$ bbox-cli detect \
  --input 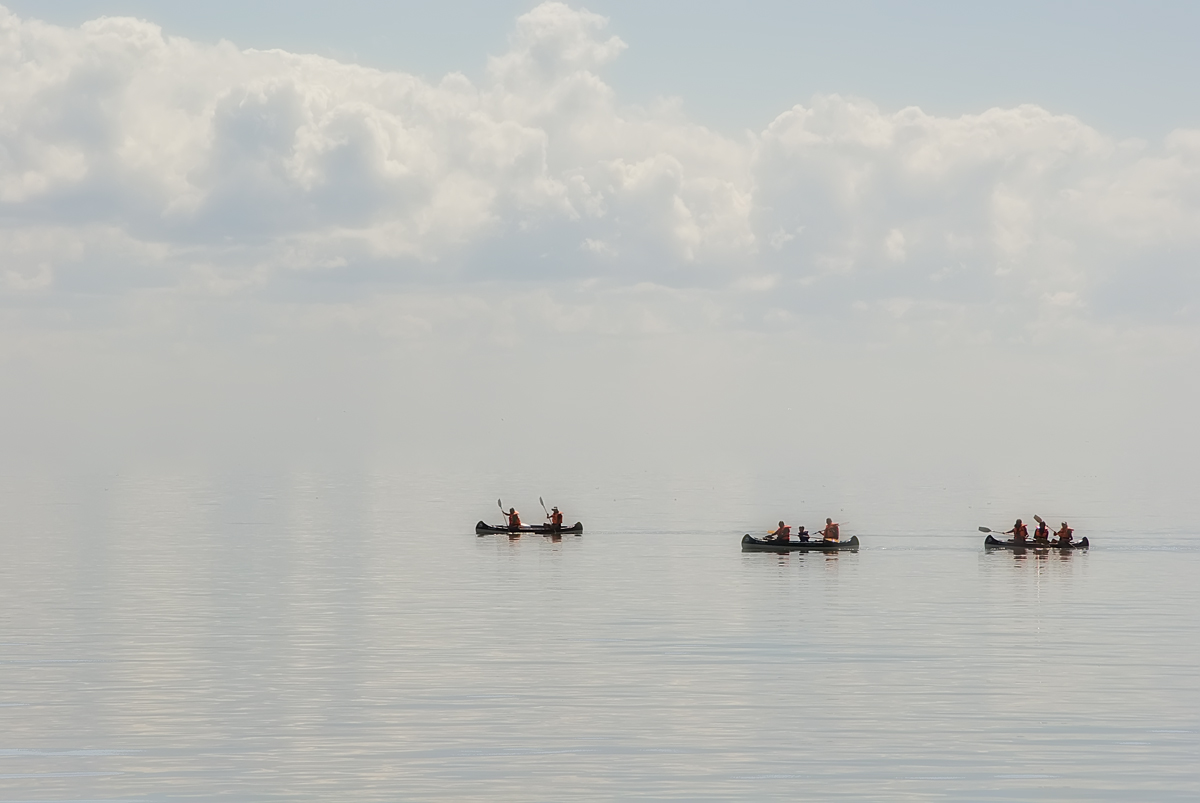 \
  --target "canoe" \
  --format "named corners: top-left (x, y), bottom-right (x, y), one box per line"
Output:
top-left (984, 534), bottom-right (1089, 550)
top-left (476, 520), bottom-right (584, 536)
top-left (742, 534), bottom-right (860, 552)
